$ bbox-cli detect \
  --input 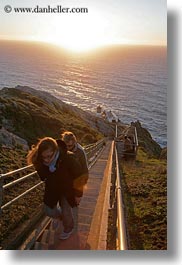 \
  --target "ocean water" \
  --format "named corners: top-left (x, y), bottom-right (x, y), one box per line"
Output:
top-left (0, 41), bottom-right (167, 147)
